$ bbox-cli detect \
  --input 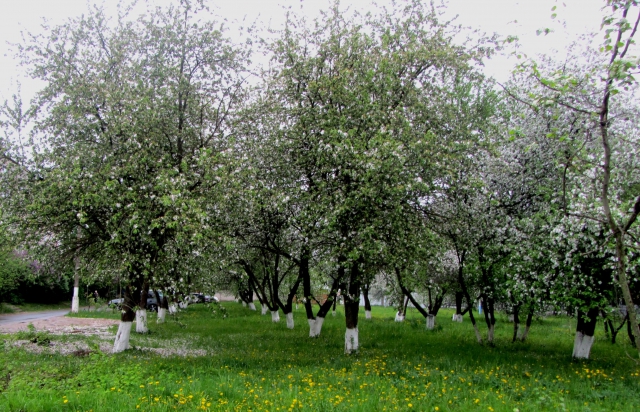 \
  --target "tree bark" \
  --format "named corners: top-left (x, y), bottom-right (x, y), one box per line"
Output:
top-left (156, 289), bottom-right (168, 324)
top-left (598, 16), bottom-right (640, 356)
top-left (453, 291), bottom-right (464, 322)
top-left (518, 308), bottom-right (534, 341)
top-left (309, 275), bottom-right (342, 337)
top-left (71, 257), bottom-right (80, 313)
top-left (457, 258), bottom-right (482, 343)
top-left (136, 279), bottom-right (150, 333)
top-left (300, 247), bottom-right (315, 324)
top-left (113, 285), bottom-right (136, 353)
top-left (512, 304), bottom-right (521, 343)
top-left (344, 262), bottom-right (361, 354)
top-left (363, 283), bottom-right (372, 319)
top-left (481, 295), bottom-right (496, 344)
top-left (573, 308), bottom-right (599, 359)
